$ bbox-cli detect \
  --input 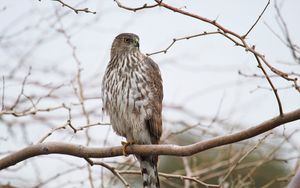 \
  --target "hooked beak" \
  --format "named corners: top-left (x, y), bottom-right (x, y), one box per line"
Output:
top-left (134, 38), bottom-right (139, 48)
